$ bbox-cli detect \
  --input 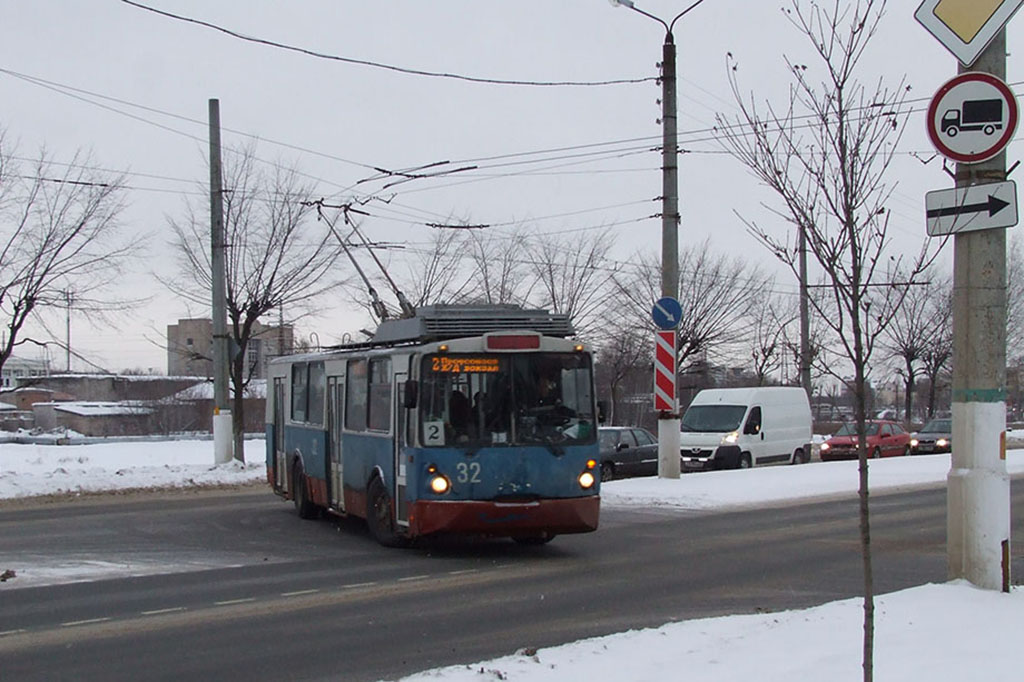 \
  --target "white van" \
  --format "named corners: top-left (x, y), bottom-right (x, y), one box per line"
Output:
top-left (679, 387), bottom-right (812, 471)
